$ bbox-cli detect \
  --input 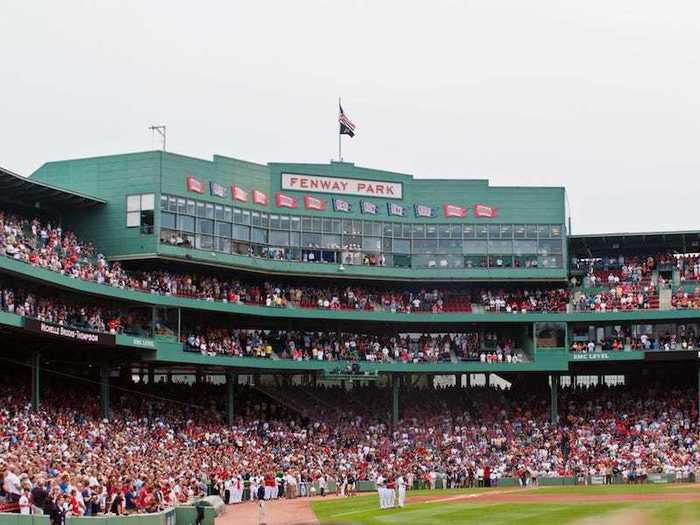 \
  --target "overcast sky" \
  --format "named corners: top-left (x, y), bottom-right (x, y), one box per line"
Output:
top-left (1, 1), bottom-right (699, 234)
